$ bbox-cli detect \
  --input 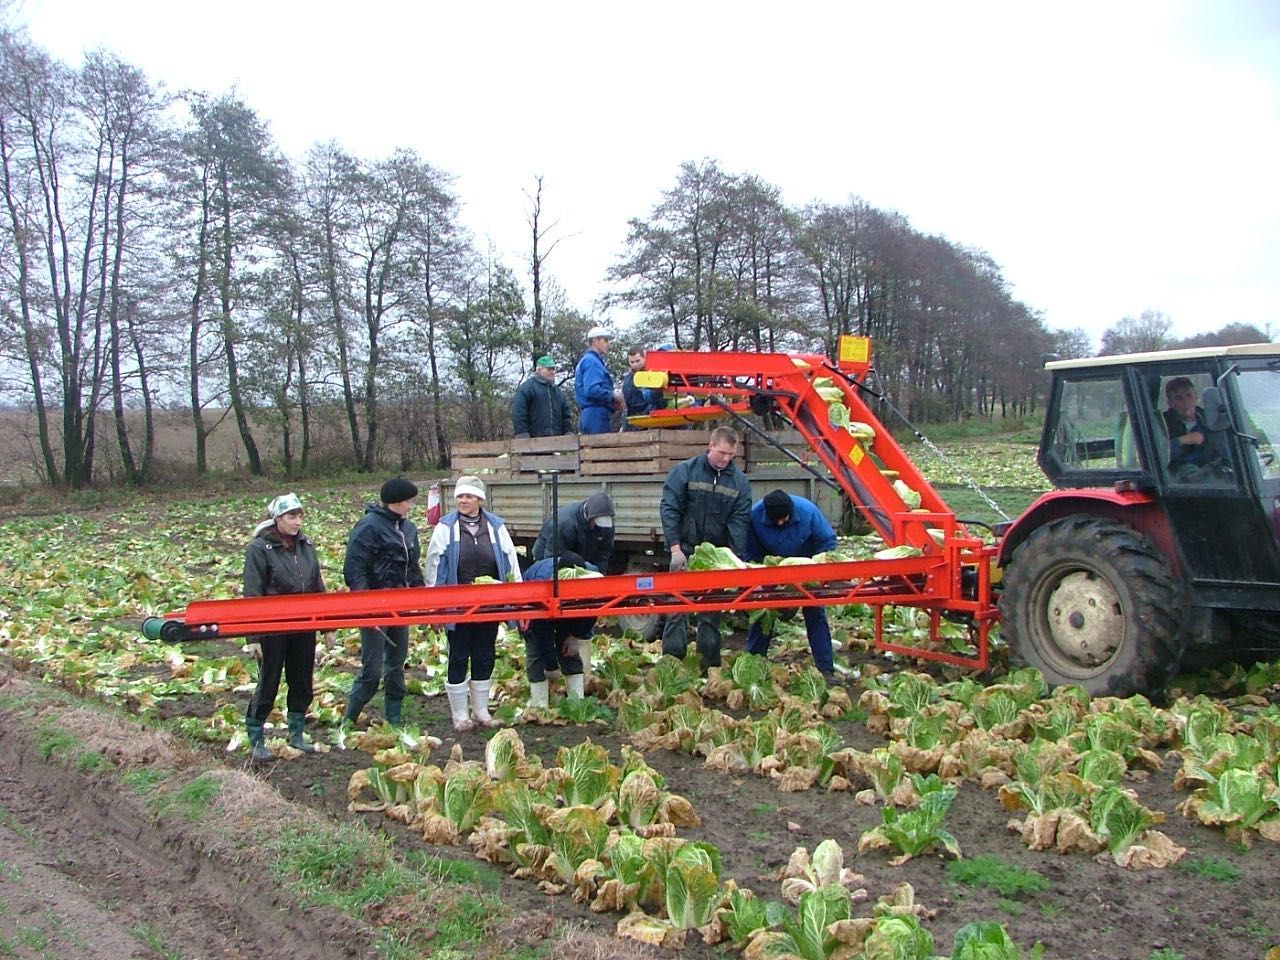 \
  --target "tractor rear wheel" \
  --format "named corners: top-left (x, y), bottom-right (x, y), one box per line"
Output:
top-left (1000, 515), bottom-right (1186, 697)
